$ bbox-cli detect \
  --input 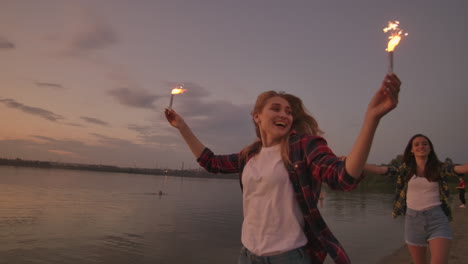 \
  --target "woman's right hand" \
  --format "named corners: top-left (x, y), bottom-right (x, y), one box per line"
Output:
top-left (367, 74), bottom-right (401, 120)
top-left (165, 108), bottom-right (185, 129)
top-left (164, 108), bottom-right (206, 158)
